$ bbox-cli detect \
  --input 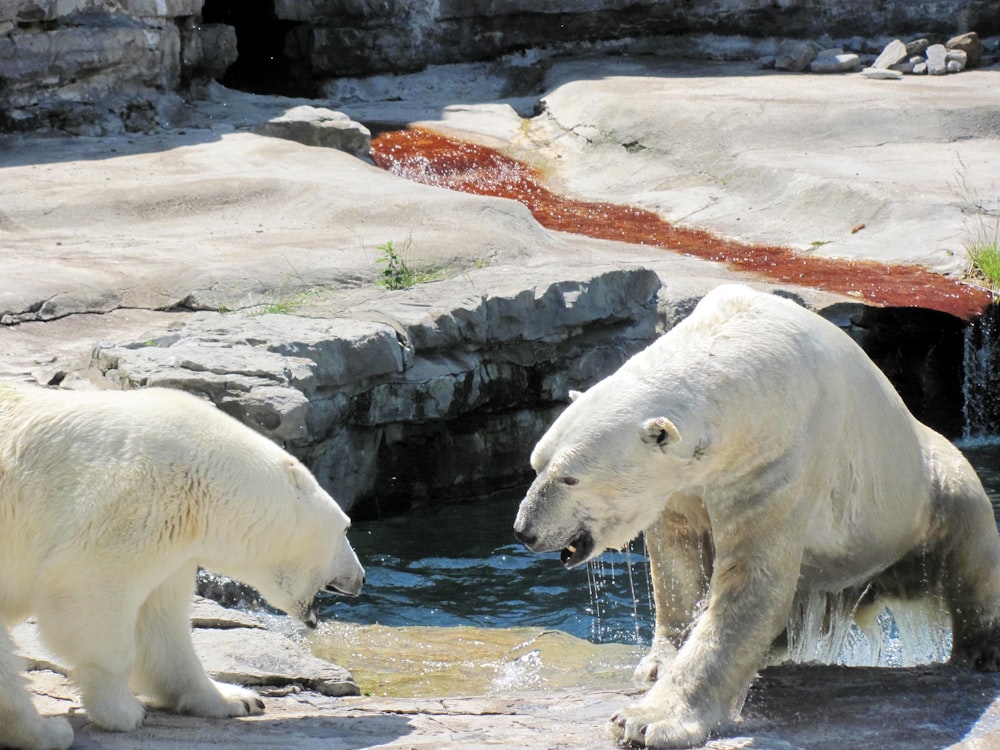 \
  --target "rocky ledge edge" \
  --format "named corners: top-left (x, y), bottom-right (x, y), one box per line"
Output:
top-left (14, 597), bottom-right (1000, 749)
